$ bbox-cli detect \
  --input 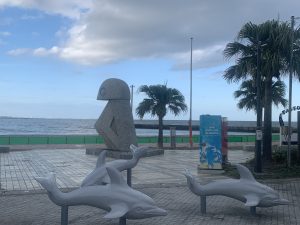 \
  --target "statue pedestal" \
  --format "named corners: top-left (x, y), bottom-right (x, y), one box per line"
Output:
top-left (86, 147), bottom-right (164, 159)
